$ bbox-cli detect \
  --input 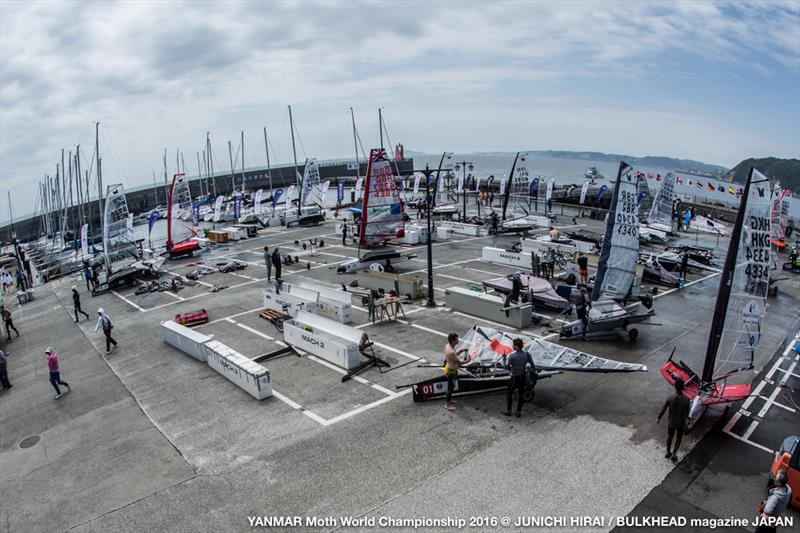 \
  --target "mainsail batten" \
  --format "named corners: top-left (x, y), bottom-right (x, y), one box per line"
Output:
top-left (592, 161), bottom-right (639, 302)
